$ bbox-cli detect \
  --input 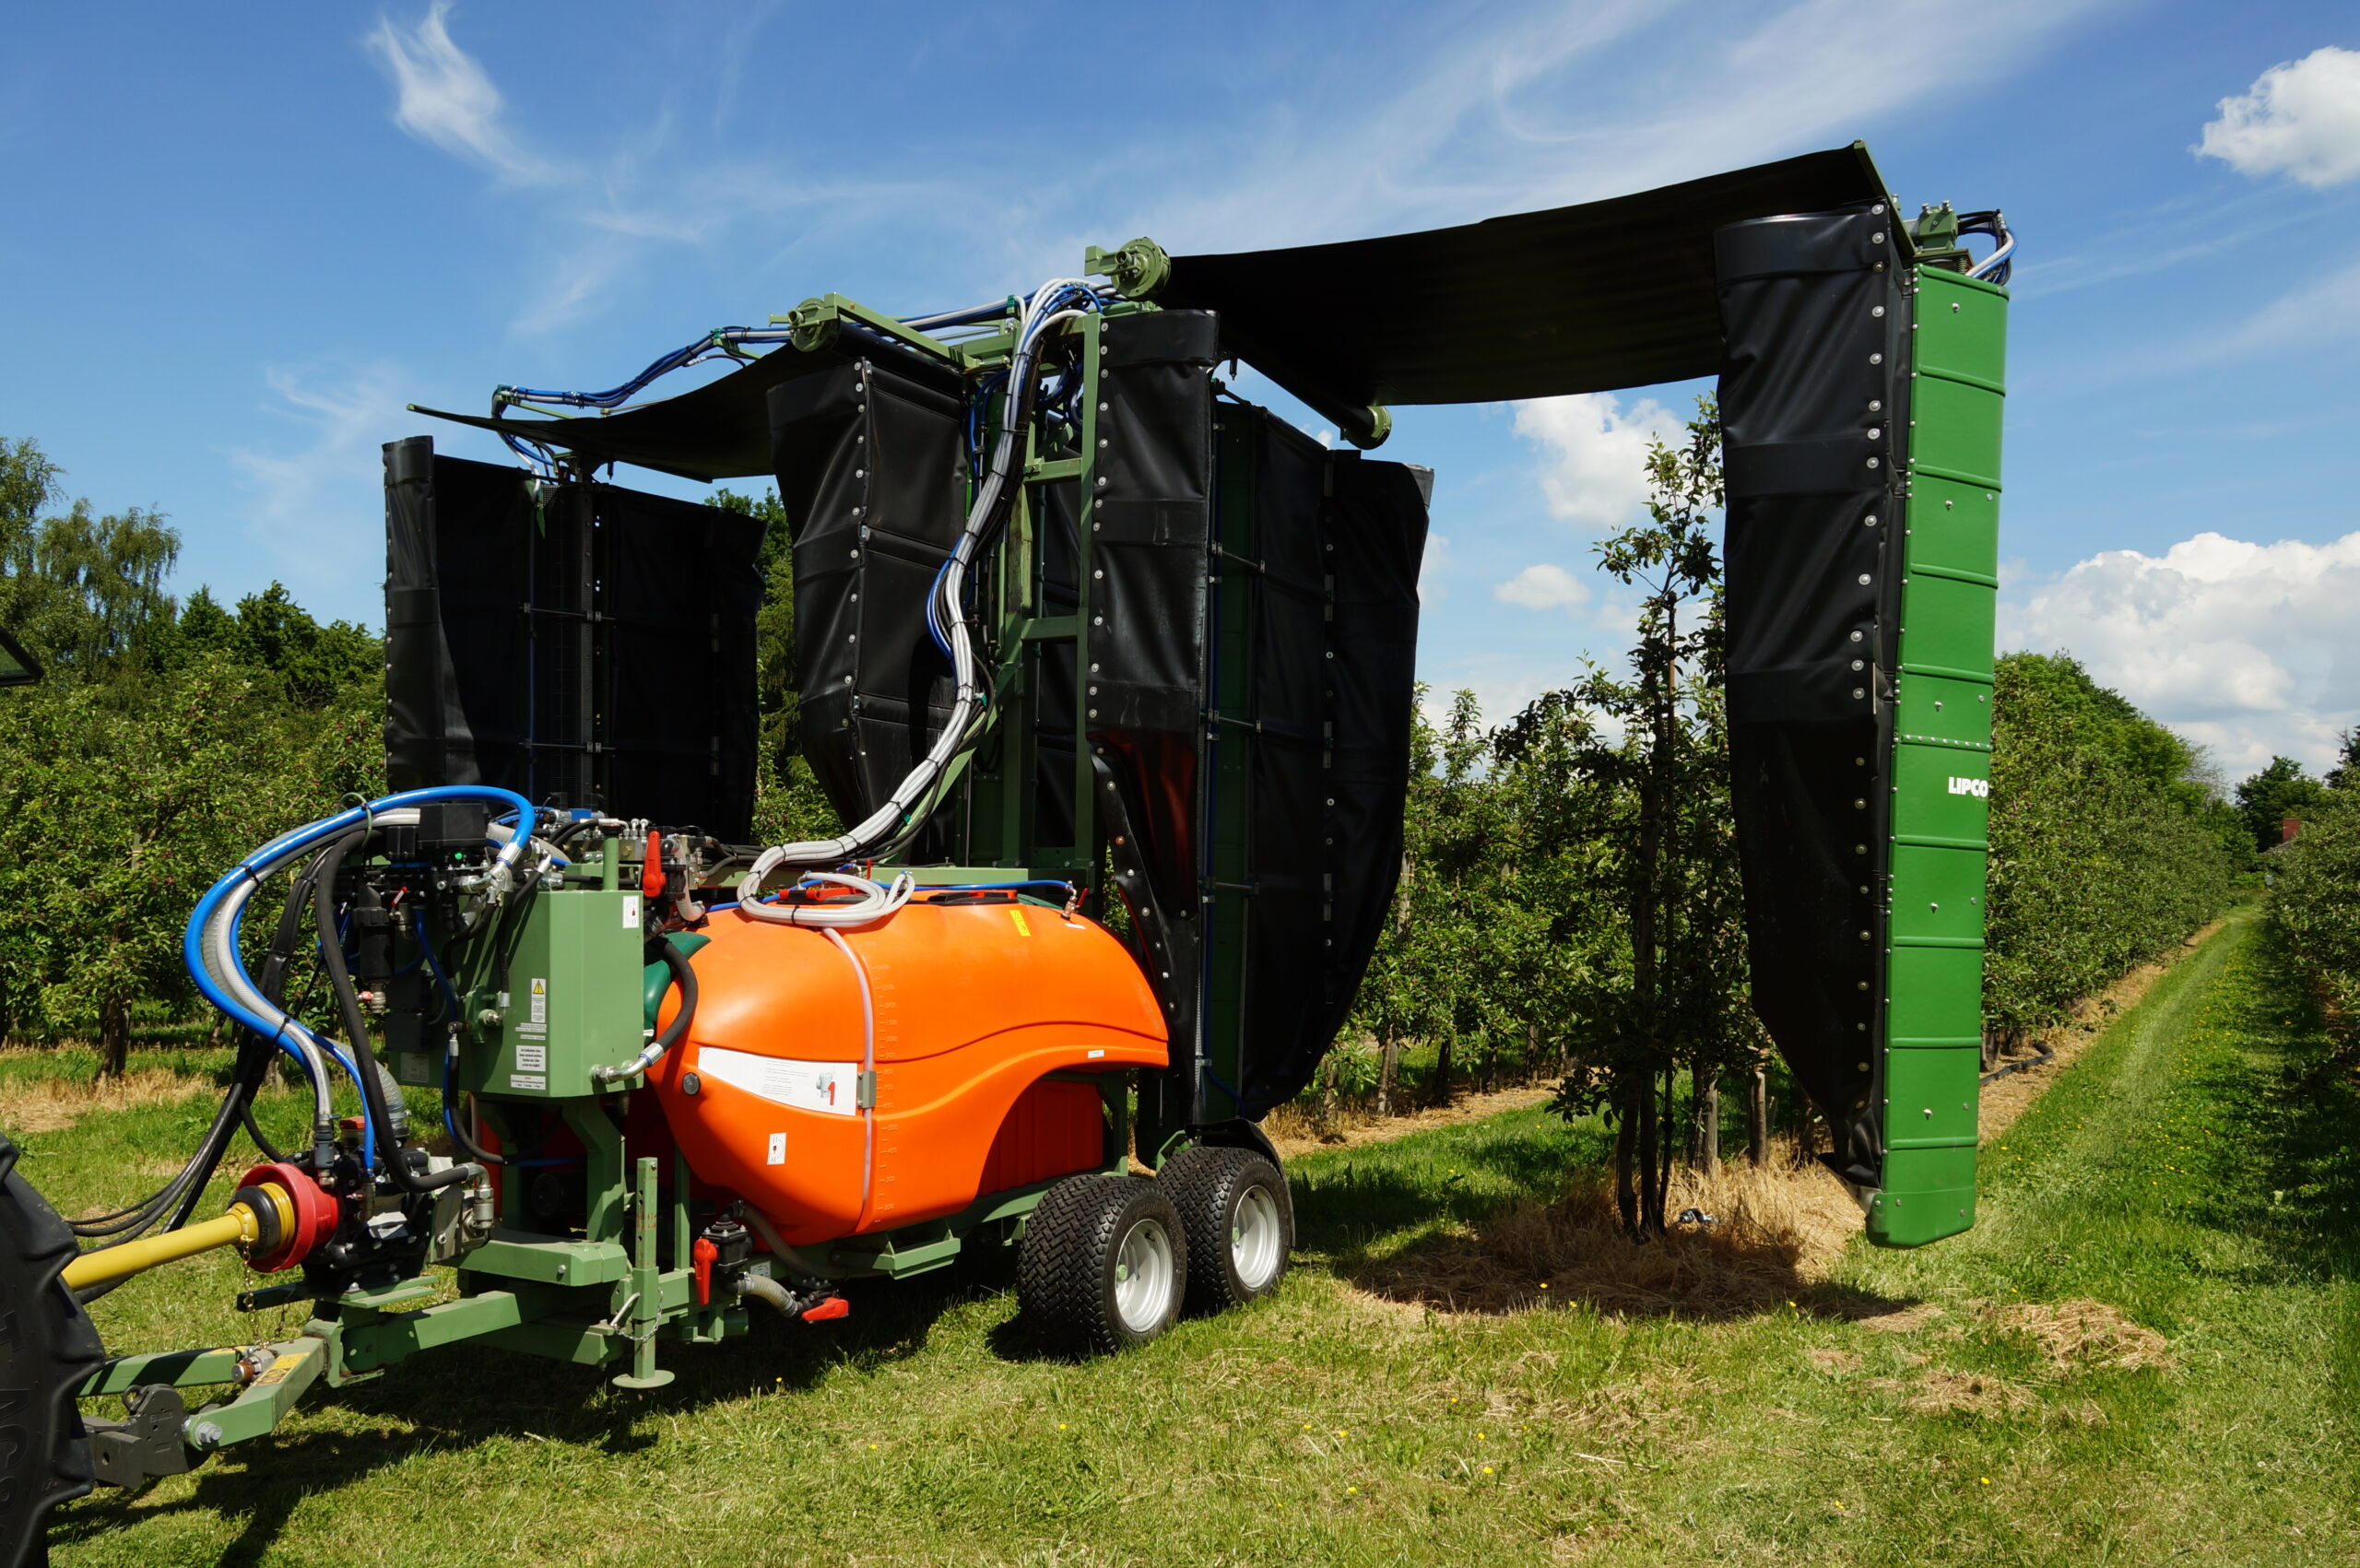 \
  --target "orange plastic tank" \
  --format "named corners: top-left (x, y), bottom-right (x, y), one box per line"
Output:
top-left (648, 896), bottom-right (1168, 1246)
